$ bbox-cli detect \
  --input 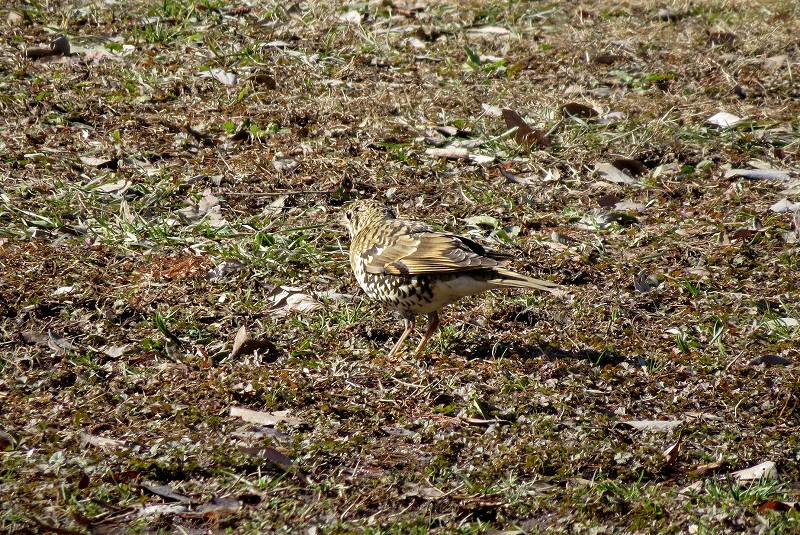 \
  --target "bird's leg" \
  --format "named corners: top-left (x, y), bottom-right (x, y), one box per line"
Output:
top-left (386, 312), bottom-right (415, 358)
top-left (413, 312), bottom-right (440, 356)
